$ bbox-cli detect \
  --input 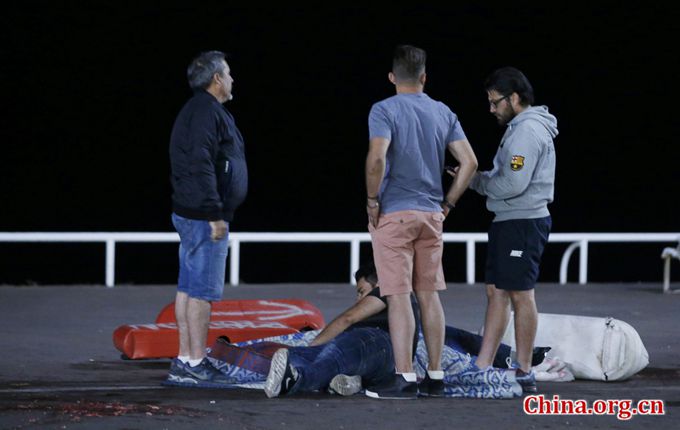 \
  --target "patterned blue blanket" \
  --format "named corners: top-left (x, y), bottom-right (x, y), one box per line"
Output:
top-left (208, 330), bottom-right (521, 398)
